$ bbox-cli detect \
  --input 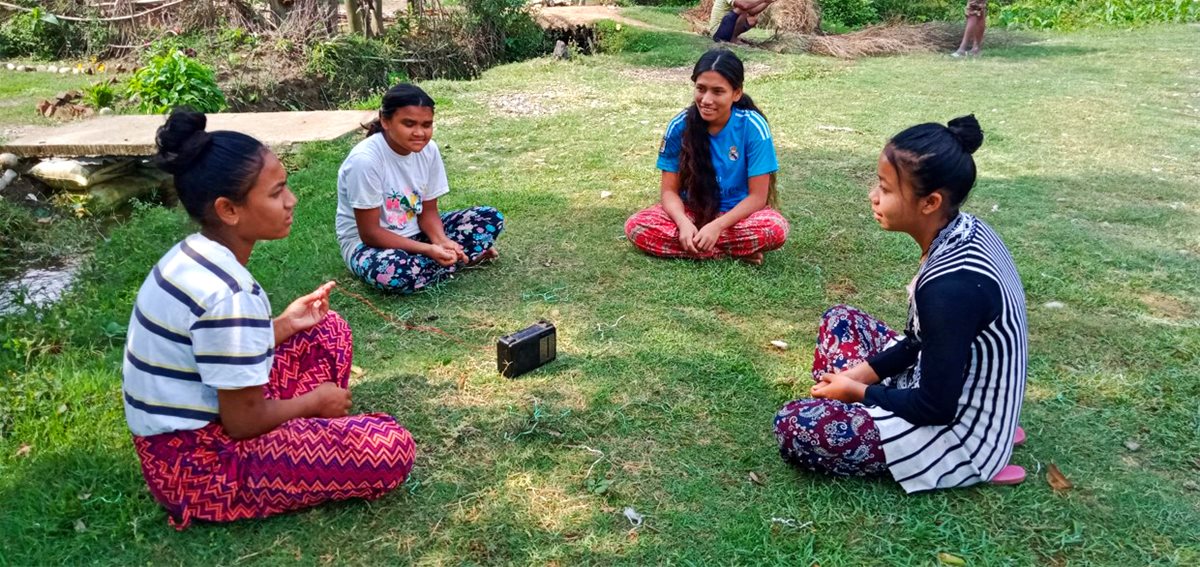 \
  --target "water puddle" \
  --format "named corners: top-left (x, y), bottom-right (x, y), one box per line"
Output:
top-left (0, 257), bottom-right (82, 316)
